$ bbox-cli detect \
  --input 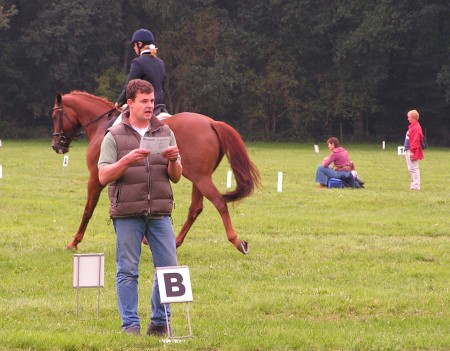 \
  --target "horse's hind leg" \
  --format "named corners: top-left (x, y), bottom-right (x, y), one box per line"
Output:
top-left (194, 177), bottom-right (248, 254)
top-left (176, 184), bottom-right (204, 248)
